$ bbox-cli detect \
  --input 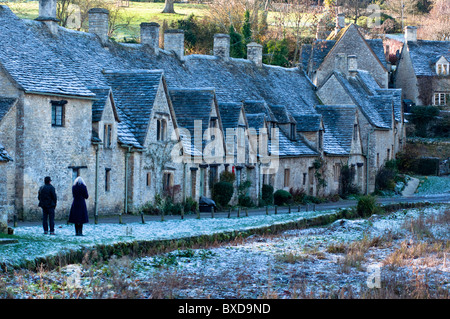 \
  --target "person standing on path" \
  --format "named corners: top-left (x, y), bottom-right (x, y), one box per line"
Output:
top-left (38, 176), bottom-right (57, 235)
top-left (68, 176), bottom-right (89, 236)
